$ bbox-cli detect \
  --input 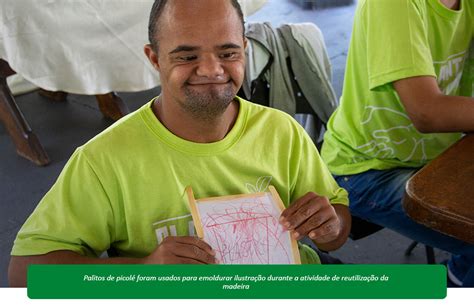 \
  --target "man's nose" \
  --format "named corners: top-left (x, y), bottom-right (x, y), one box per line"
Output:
top-left (196, 55), bottom-right (224, 79)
